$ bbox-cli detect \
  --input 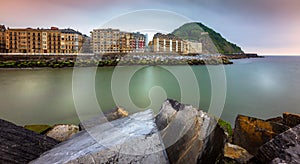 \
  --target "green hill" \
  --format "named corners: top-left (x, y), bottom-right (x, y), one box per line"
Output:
top-left (172, 22), bottom-right (244, 54)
